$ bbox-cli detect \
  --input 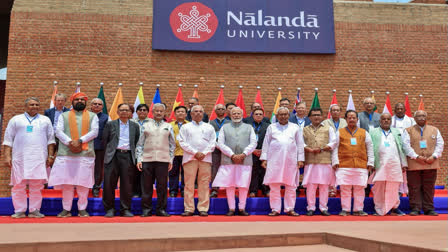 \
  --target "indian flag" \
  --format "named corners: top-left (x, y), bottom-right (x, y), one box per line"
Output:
top-left (270, 89), bottom-right (282, 123)
top-left (133, 85), bottom-right (145, 118)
